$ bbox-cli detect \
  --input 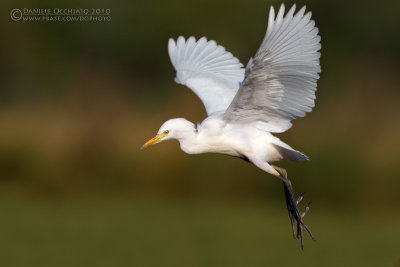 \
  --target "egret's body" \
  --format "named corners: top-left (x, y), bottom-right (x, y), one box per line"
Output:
top-left (159, 117), bottom-right (300, 176)
top-left (142, 3), bottom-right (321, 248)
